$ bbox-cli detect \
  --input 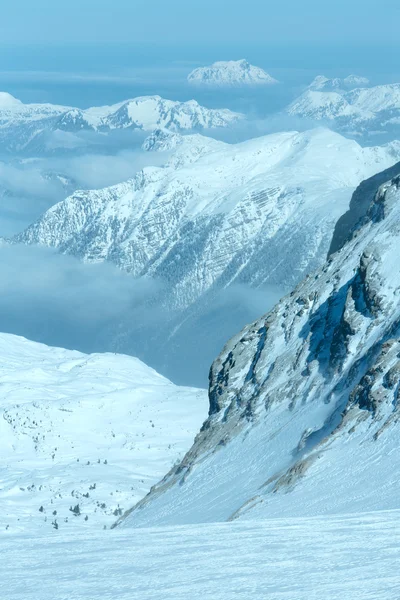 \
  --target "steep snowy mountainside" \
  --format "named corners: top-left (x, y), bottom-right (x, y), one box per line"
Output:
top-left (288, 82), bottom-right (400, 139)
top-left (118, 168), bottom-right (400, 528)
top-left (0, 333), bottom-right (207, 533)
top-left (187, 59), bottom-right (278, 87)
top-left (0, 92), bottom-right (242, 153)
top-left (309, 75), bottom-right (370, 92)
